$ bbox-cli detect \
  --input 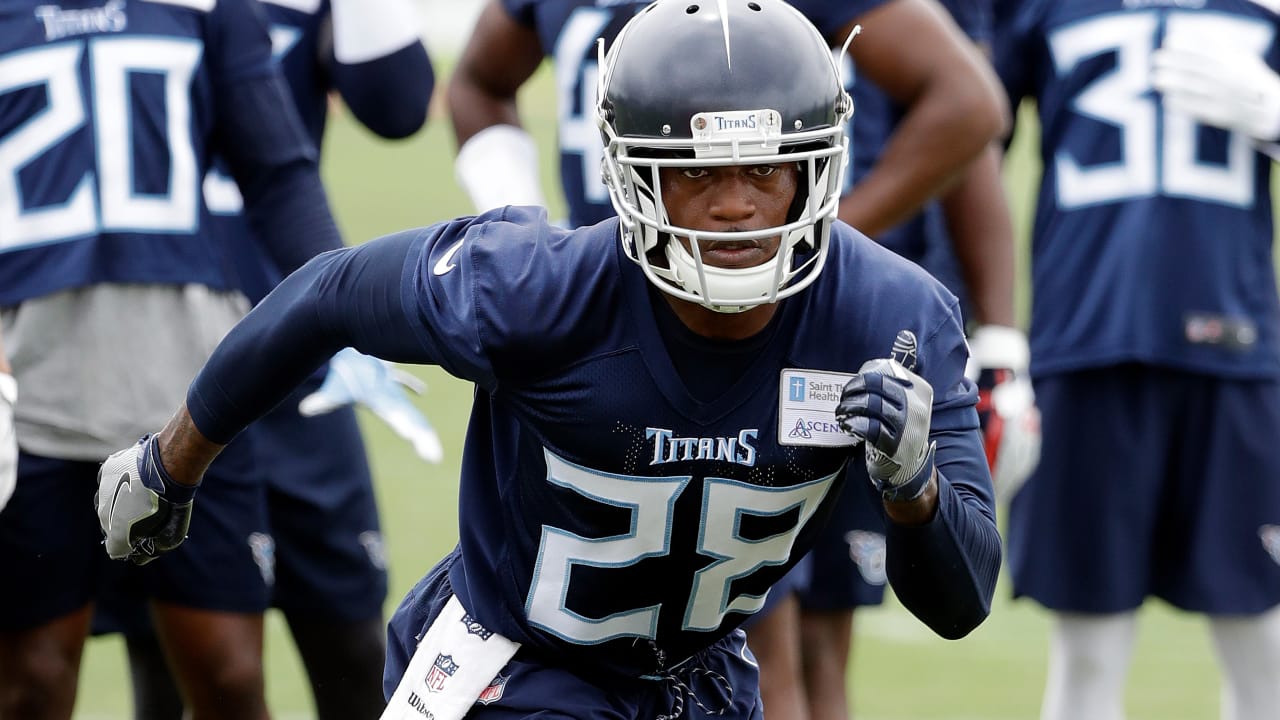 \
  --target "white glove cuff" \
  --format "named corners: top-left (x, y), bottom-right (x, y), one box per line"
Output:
top-left (456, 124), bottom-right (546, 213)
top-left (965, 325), bottom-right (1029, 381)
top-left (329, 0), bottom-right (423, 65)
